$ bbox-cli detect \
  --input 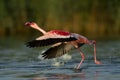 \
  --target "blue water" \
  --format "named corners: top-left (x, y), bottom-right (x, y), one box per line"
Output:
top-left (0, 37), bottom-right (120, 80)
